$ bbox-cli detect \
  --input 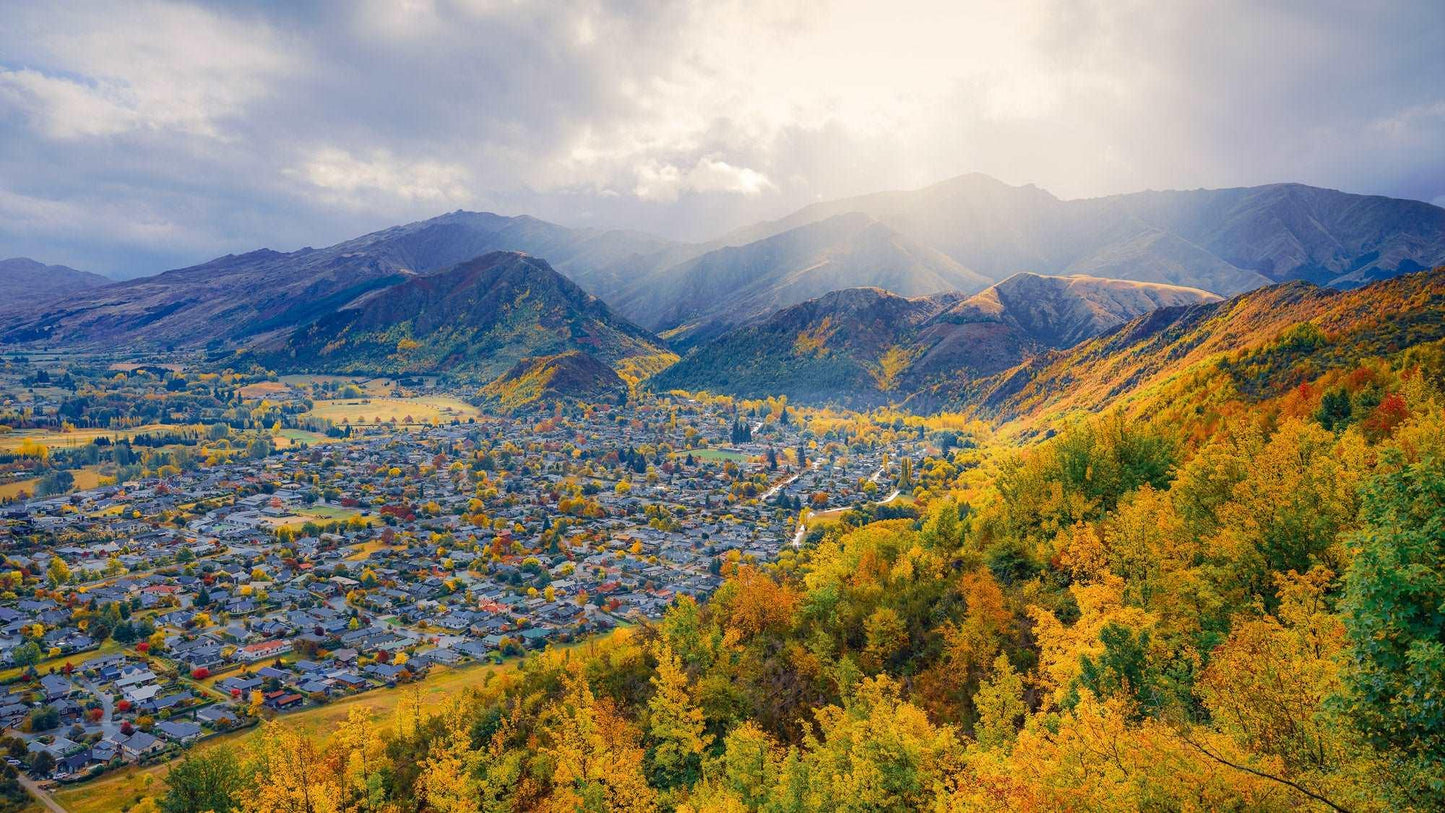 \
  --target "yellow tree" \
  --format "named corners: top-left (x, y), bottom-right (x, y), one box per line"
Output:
top-left (244, 721), bottom-right (340, 813)
top-left (972, 654), bottom-right (1026, 752)
top-left (645, 644), bottom-right (712, 790)
top-left (419, 713), bottom-right (479, 813)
